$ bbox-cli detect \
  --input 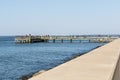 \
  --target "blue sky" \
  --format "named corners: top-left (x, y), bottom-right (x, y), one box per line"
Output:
top-left (0, 0), bottom-right (120, 35)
